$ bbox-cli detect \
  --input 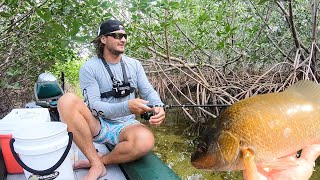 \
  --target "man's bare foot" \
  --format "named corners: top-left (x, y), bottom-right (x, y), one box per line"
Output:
top-left (73, 159), bottom-right (91, 169)
top-left (83, 162), bottom-right (107, 180)
top-left (73, 152), bottom-right (104, 169)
